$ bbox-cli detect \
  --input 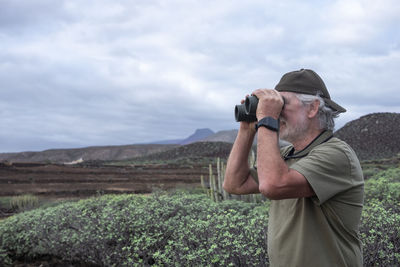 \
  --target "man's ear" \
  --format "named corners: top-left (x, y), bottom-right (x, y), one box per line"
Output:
top-left (307, 99), bottom-right (320, 118)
